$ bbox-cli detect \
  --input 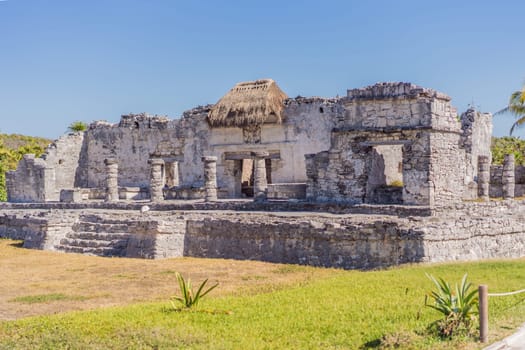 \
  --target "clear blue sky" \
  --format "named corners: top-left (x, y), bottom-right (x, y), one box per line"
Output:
top-left (0, 0), bottom-right (524, 139)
